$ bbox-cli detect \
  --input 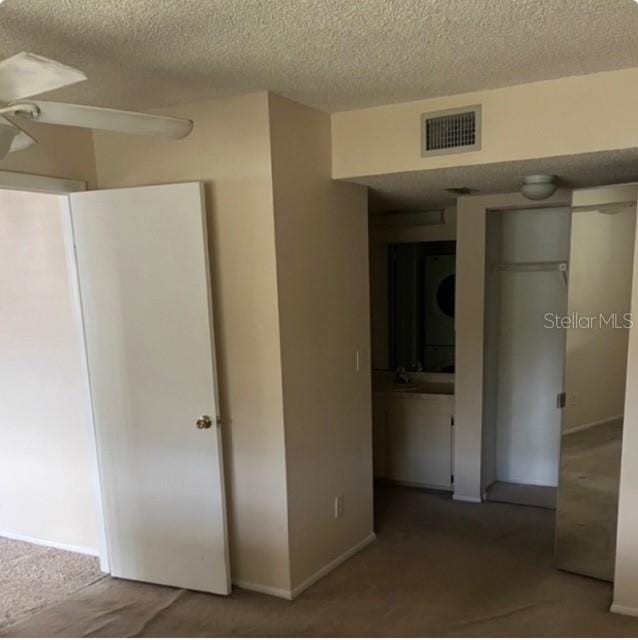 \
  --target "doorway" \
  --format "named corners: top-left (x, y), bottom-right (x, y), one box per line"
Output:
top-left (482, 206), bottom-right (570, 508)
top-left (0, 173), bottom-right (231, 608)
top-left (0, 187), bottom-right (105, 626)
